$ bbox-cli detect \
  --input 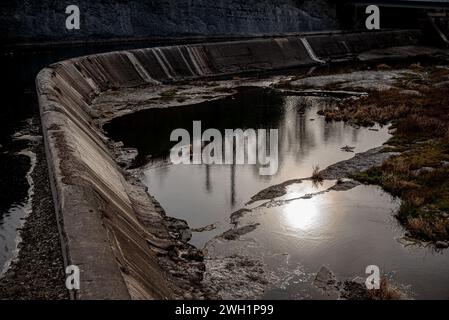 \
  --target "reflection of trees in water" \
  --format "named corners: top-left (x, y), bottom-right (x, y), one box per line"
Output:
top-left (319, 98), bottom-right (345, 145)
top-left (105, 87), bottom-right (285, 163)
top-left (230, 163), bottom-right (236, 207)
top-left (248, 95), bottom-right (317, 181)
top-left (271, 95), bottom-right (317, 175)
top-left (205, 164), bottom-right (211, 194)
top-left (108, 88), bottom-right (368, 209)
top-left (351, 126), bottom-right (360, 144)
top-left (312, 97), bottom-right (361, 147)
top-left (250, 95), bottom-right (363, 183)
